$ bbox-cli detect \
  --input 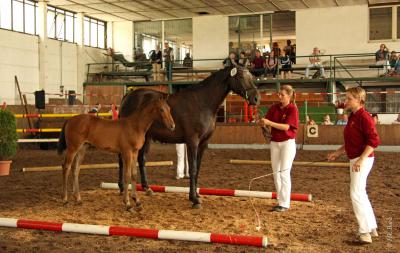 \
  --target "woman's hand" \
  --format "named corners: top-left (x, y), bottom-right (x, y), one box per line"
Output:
top-left (352, 158), bottom-right (364, 172)
top-left (258, 118), bottom-right (271, 127)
